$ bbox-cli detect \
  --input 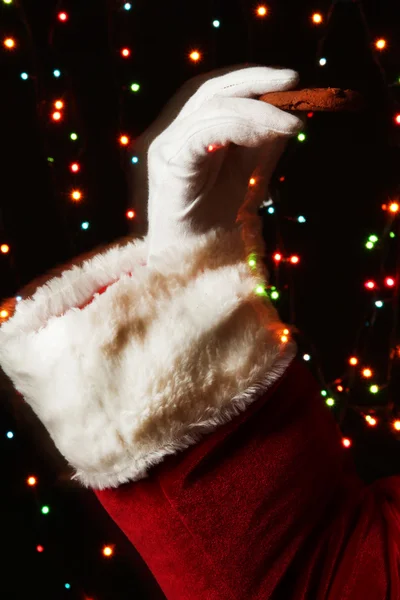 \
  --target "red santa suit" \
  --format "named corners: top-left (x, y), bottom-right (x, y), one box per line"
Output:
top-left (0, 226), bottom-right (399, 599)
